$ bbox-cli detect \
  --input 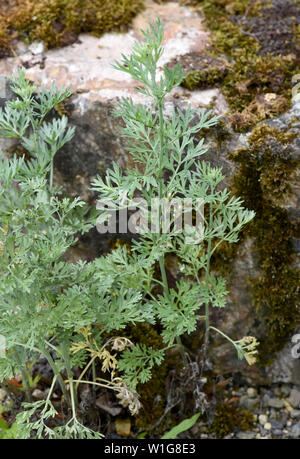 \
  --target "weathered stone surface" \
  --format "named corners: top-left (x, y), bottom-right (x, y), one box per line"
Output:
top-left (264, 331), bottom-right (300, 385)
